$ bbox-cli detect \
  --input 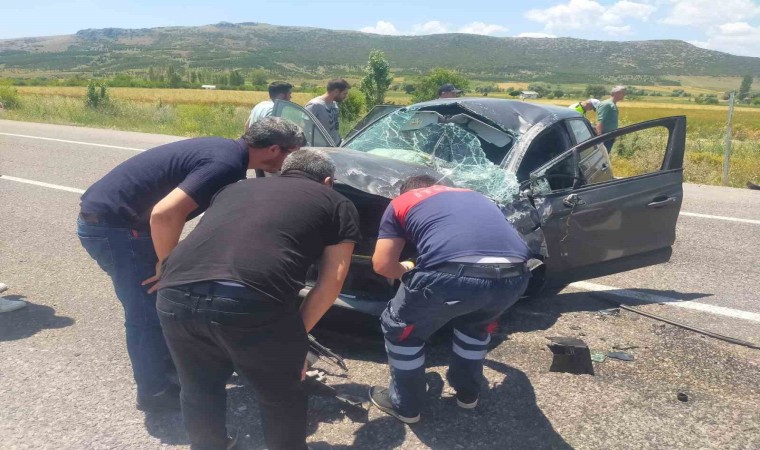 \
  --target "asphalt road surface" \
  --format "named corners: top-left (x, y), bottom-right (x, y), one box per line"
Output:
top-left (1, 120), bottom-right (758, 449)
